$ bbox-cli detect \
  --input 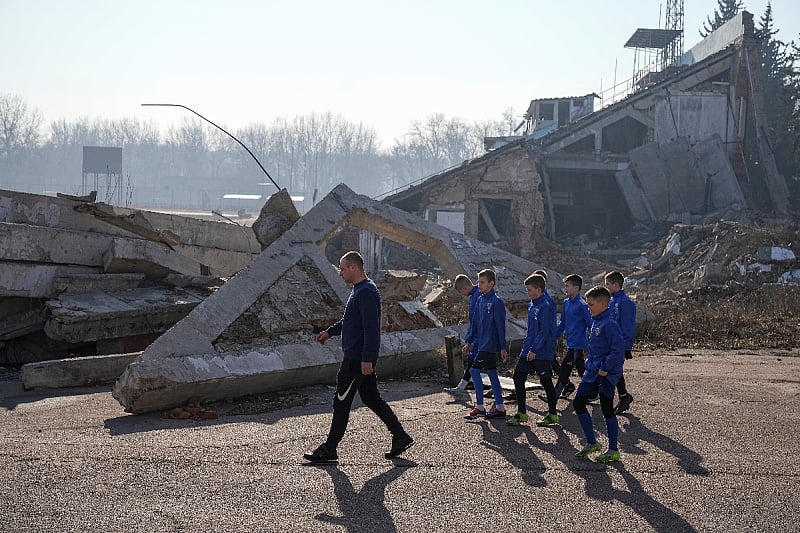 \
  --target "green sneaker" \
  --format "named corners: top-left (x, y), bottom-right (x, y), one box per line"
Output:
top-left (536, 413), bottom-right (560, 427)
top-left (574, 443), bottom-right (602, 458)
top-left (596, 450), bottom-right (621, 463)
top-left (506, 412), bottom-right (529, 426)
